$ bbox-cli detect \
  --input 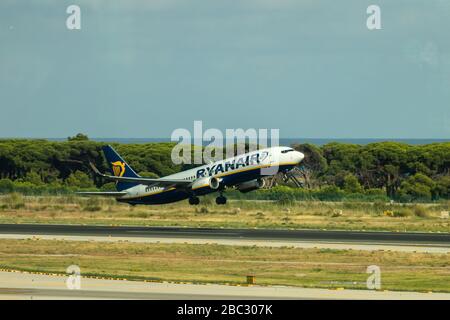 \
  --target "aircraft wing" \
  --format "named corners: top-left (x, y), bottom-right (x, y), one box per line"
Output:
top-left (76, 191), bottom-right (128, 197)
top-left (89, 163), bottom-right (191, 188)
